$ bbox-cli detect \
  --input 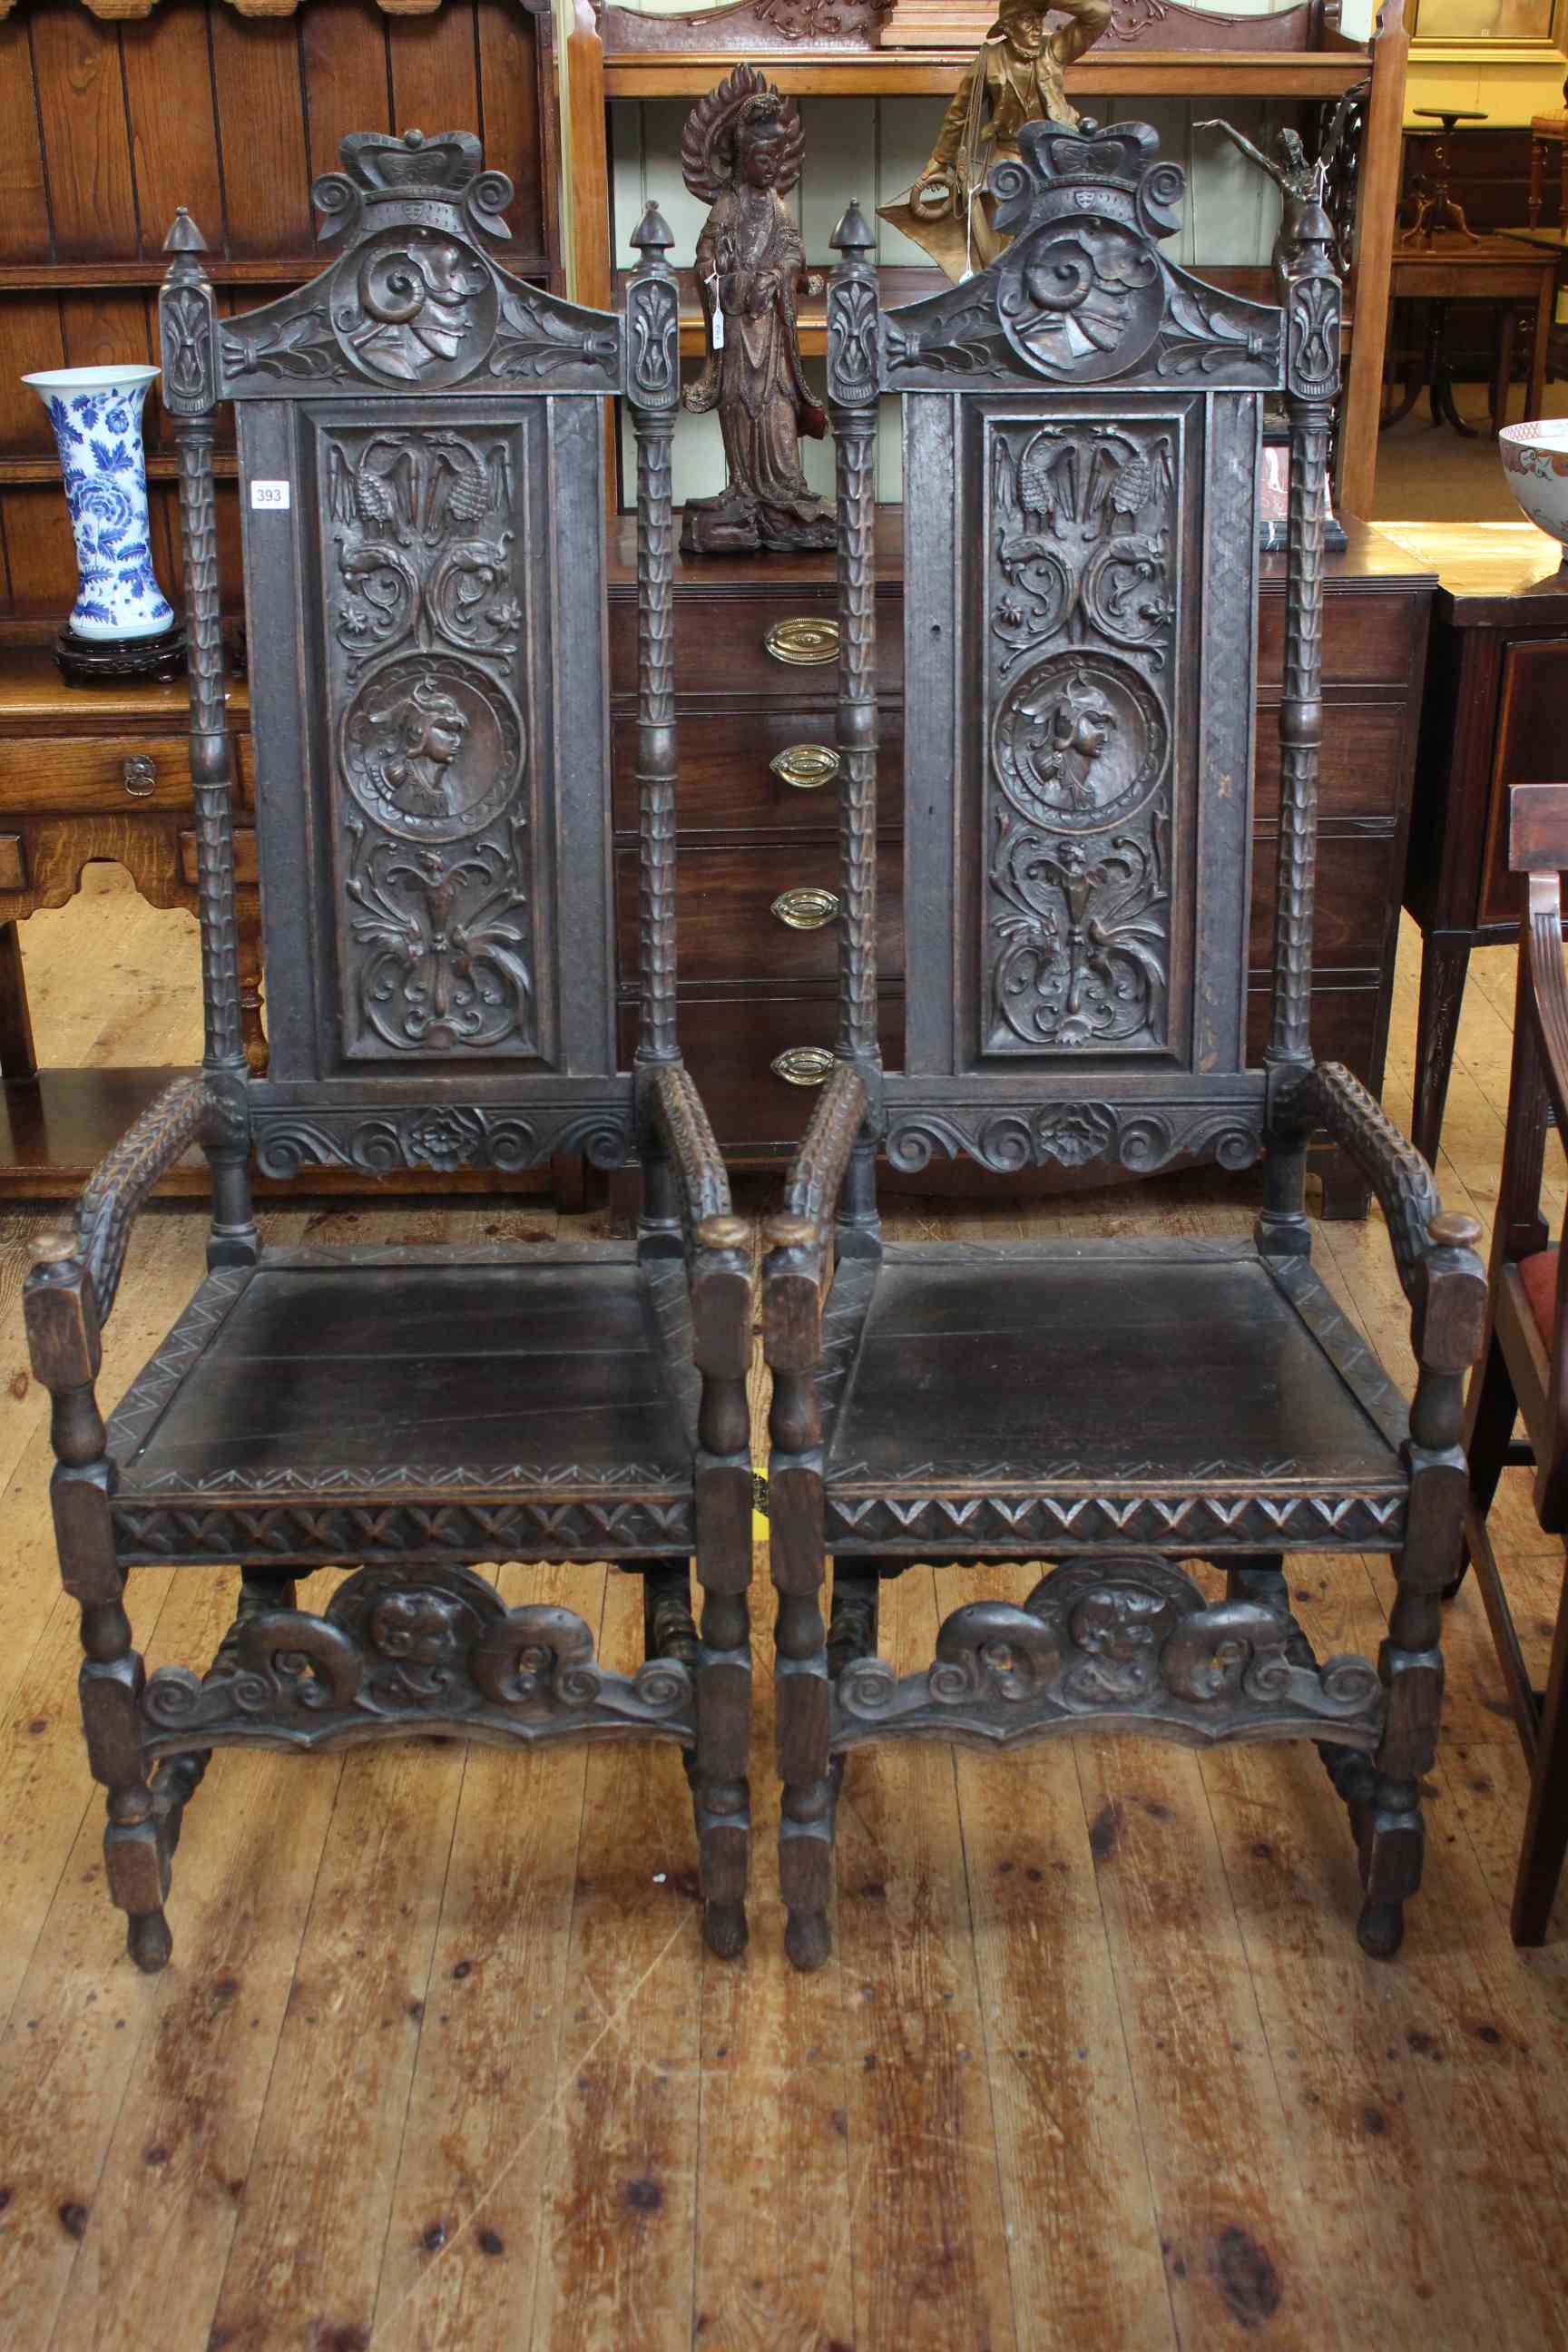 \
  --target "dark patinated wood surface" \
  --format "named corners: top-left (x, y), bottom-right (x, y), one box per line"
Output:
top-left (762, 115), bottom-right (1485, 1975)
top-left (21, 131), bottom-right (752, 1975)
